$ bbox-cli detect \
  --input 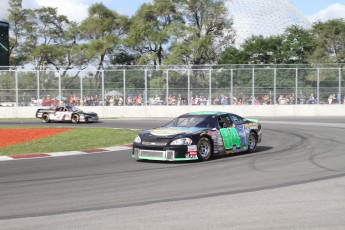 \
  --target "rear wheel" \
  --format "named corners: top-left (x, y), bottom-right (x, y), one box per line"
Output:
top-left (197, 137), bottom-right (212, 161)
top-left (42, 113), bottom-right (50, 123)
top-left (71, 114), bottom-right (79, 124)
top-left (247, 132), bottom-right (257, 153)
